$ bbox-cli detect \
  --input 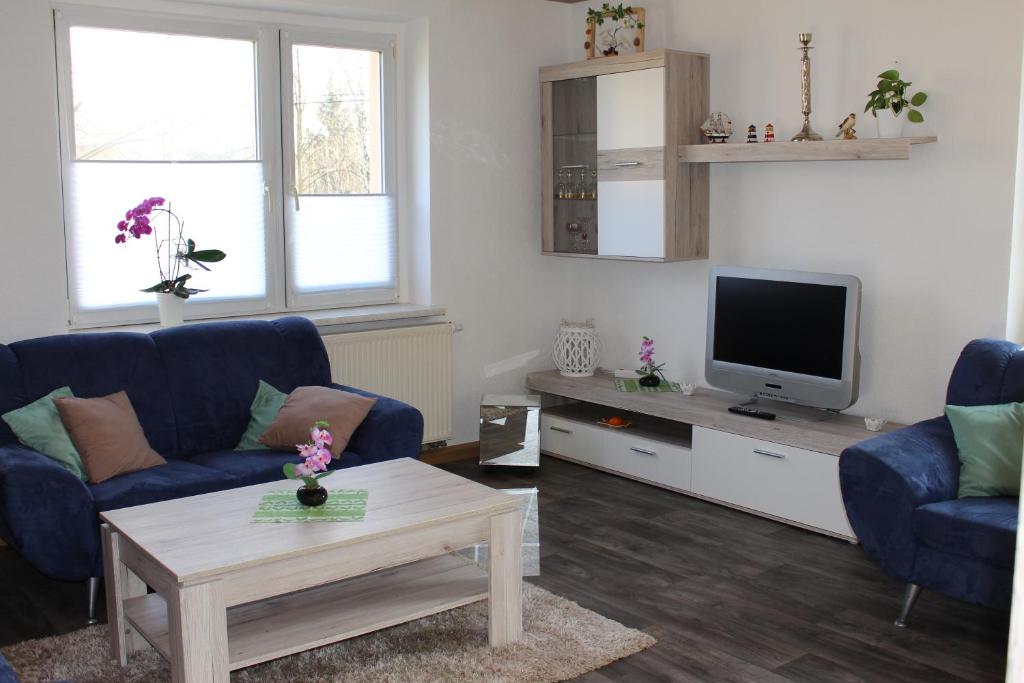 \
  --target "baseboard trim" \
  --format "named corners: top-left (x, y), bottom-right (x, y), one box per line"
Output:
top-left (421, 441), bottom-right (479, 465)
